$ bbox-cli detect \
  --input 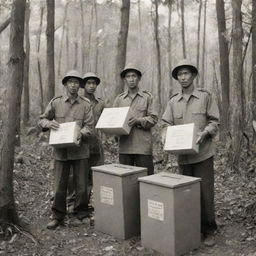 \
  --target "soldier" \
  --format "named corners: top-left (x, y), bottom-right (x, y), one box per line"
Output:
top-left (161, 59), bottom-right (219, 245)
top-left (113, 64), bottom-right (158, 175)
top-left (83, 72), bottom-right (105, 202)
top-left (38, 70), bottom-right (94, 229)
